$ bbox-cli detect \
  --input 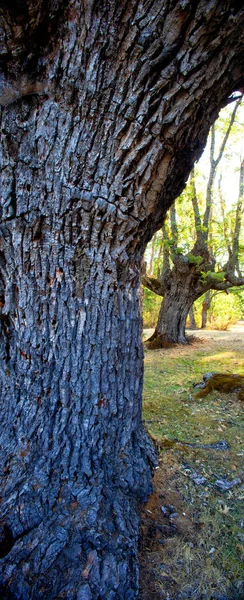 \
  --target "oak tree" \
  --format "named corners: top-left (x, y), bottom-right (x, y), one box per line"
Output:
top-left (0, 1), bottom-right (244, 598)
